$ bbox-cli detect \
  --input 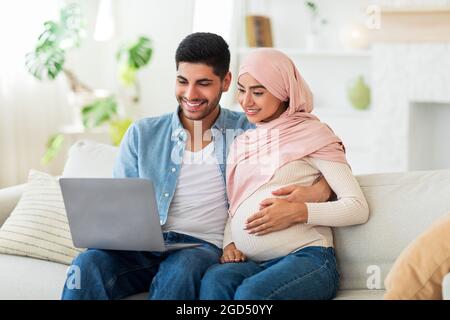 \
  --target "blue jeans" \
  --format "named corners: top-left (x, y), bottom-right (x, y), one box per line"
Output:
top-left (199, 246), bottom-right (340, 300)
top-left (61, 232), bottom-right (221, 300)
